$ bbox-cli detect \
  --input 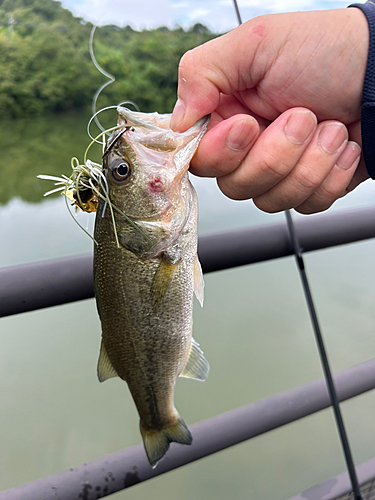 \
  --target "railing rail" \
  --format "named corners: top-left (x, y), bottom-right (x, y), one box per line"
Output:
top-left (1, 207), bottom-right (375, 318)
top-left (1, 358), bottom-right (375, 500)
top-left (2, 206), bottom-right (375, 499)
top-left (287, 456), bottom-right (375, 500)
